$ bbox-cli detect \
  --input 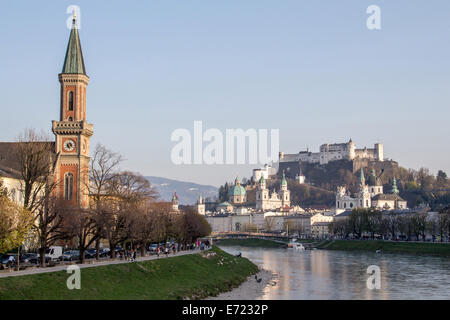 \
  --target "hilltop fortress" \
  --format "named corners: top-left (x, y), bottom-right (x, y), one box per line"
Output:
top-left (279, 139), bottom-right (383, 166)
top-left (278, 139), bottom-right (397, 183)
